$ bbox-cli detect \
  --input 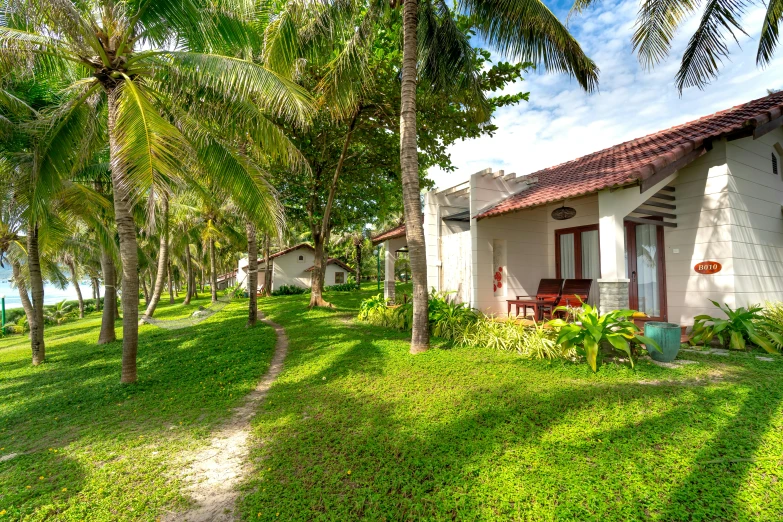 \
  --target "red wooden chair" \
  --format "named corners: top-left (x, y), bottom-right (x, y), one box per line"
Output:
top-left (507, 279), bottom-right (563, 320)
top-left (553, 279), bottom-right (593, 317)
